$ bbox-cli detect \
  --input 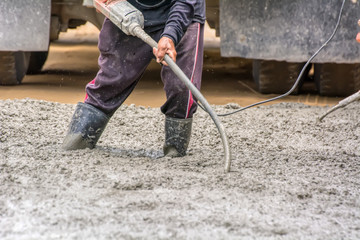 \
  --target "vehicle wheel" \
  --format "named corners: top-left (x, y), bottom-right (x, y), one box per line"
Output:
top-left (27, 51), bottom-right (49, 74)
top-left (252, 60), bottom-right (309, 94)
top-left (0, 51), bottom-right (30, 85)
top-left (314, 63), bottom-right (360, 97)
